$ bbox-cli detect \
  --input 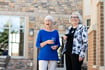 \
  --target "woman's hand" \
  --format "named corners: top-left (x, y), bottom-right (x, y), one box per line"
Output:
top-left (40, 40), bottom-right (54, 48)
top-left (79, 57), bottom-right (84, 62)
top-left (51, 45), bottom-right (58, 50)
top-left (63, 36), bottom-right (68, 40)
top-left (46, 40), bottom-right (54, 44)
